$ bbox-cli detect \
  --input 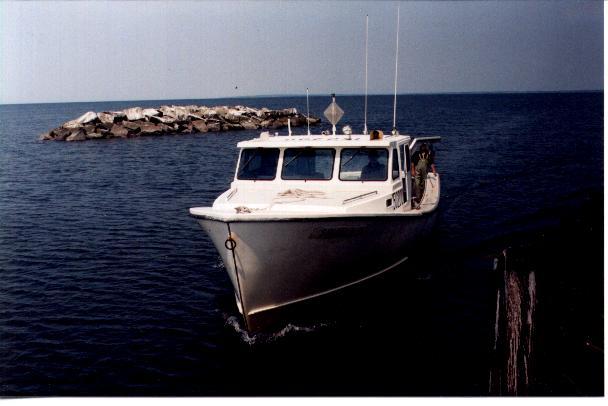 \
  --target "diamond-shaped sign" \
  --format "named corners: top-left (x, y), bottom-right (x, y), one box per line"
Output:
top-left (324, 101), bottom-right (344, 126)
